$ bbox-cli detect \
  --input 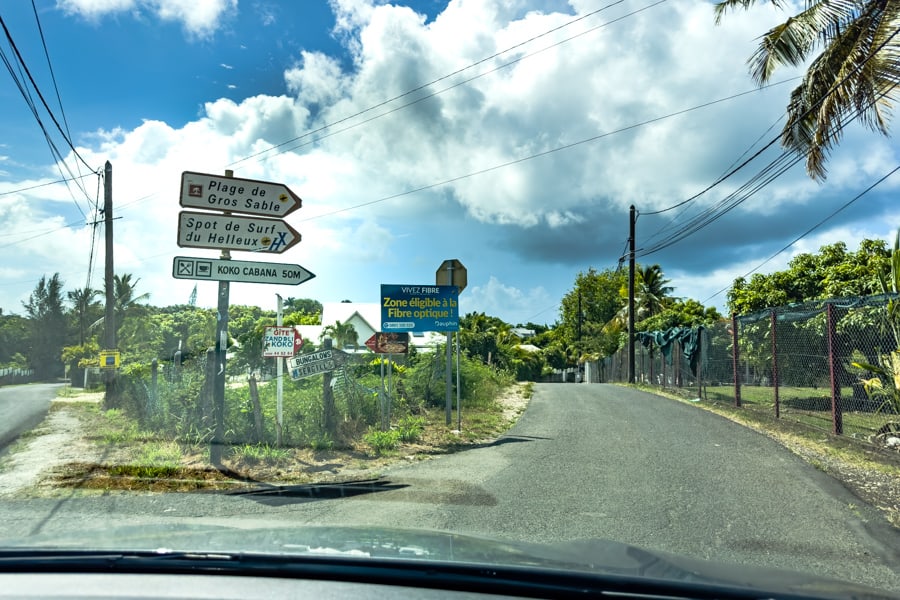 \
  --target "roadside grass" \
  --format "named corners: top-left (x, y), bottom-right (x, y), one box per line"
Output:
top-left (703, 385), bottom-right (896, 436)
top-left (47, 383), bottom-right (531, 493)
